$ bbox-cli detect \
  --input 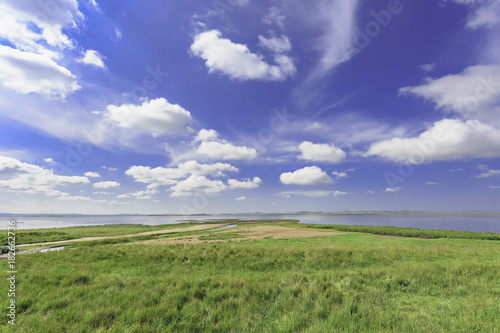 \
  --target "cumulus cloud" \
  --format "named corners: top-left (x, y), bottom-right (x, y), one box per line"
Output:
top-left (280, 166), bottom-right (333, 185)
top-left (0, 155), bottom-right (89, 196)
top-left (425, 182), bottom-right (438, 185)
top-left (298, 141), bottom-right (346, 163)
top-left (399, 65), bottom-right (500, 122)
top-left (0, 0), bottom-right (83, 54)
top-left (475, 169), bottom-right (500, 178)
top-left (125, 160), bottom-right (262, 197)
top-left (196, 141), bottom-right (258, 160)
top-left (125, 160), bottom-right (238, 188)
top-left (0, 0), bottom-right (84, 99)
top-left (106, 98), bottom-right (192, 137)
top-left (177, 129), bottom-right (257, 161)
top-left (190, 30), bottom-right (295, 81)
top-left (78, 50), bottom-right (106, 68)
top-left (93, 181), bottom-right (120, 189)
top-left (385, 187), bottom-right (401, 192)
top-left (170, 175), bottom-right (227, 197)
top-left (236, 196), bottom-right (246, 200)
top-left (84, 172), bottom-right (101, 178)
top-left (195, 129), bottom-right (219, 142)
top-left (228, 177), bottom-right (262, 189)
top-left (0, 45), bottom-right (80, 98)
top-left (365, 119), bottom-right (500, 163)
